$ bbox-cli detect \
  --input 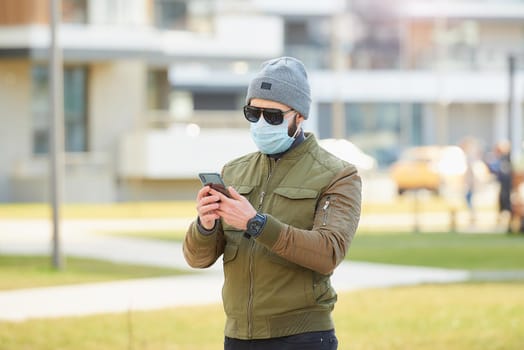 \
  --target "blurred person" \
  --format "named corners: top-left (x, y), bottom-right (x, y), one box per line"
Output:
top-left (459, 137), bottom-right (481, 225)
top-left (183, 57), bottom-right (362, 350)
top-left (485, 140), bottom-right (513, 232)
